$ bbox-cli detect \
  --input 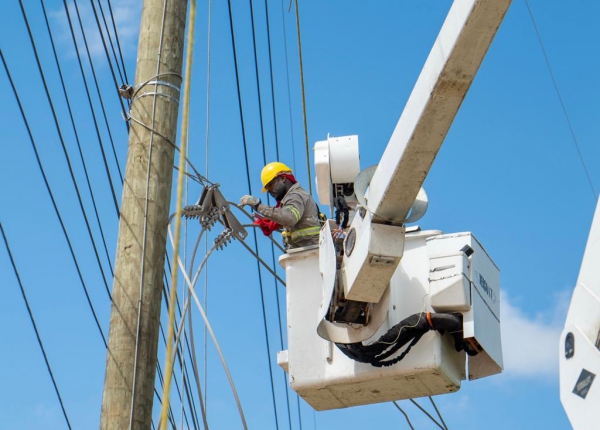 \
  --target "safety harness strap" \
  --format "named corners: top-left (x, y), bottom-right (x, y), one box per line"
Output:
top-left (336, 312), bottom-right (476, 368)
